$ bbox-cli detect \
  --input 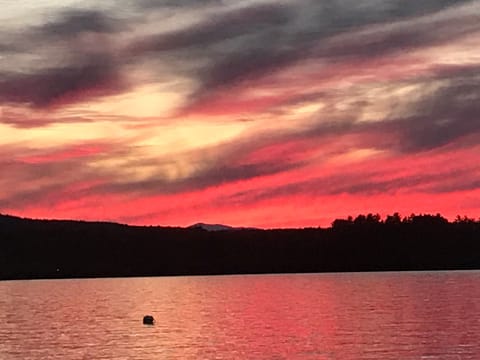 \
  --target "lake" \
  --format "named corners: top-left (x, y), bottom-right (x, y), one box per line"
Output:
top-left (1, 271), bottom-right (479, 359)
